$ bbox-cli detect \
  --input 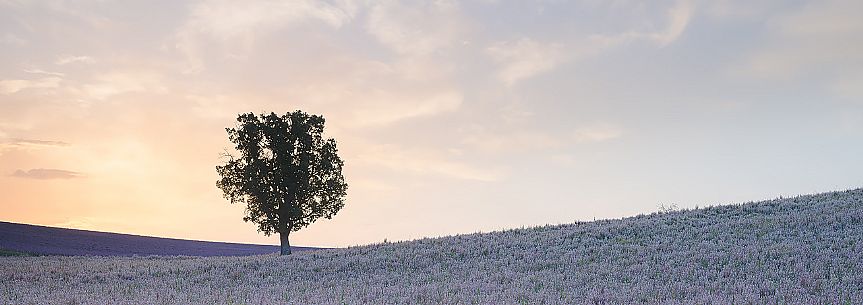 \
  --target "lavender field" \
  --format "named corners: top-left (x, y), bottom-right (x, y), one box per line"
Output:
top-left (3, 189), bottom-right (863, 304)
